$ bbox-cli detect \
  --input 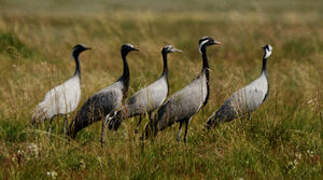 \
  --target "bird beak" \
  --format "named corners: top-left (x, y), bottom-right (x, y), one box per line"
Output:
top-left (173, 48), bottom-right (183, 53)
top-left (212, 40), bottom-right (222, 45)
top-left (86, 47), bottom-right (92, 50)
top-left (133, 47), bottom-right (139, 51)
